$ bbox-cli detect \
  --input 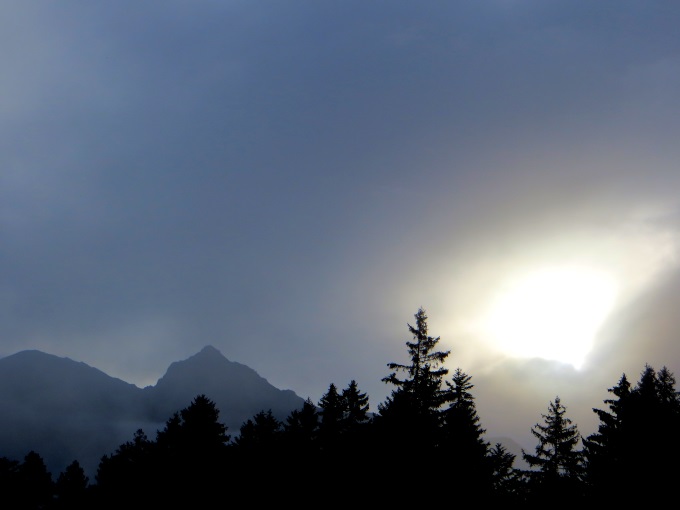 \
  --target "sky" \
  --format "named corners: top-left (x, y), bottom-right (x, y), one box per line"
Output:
top-left (2, 0), bottom-right (680, 451)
